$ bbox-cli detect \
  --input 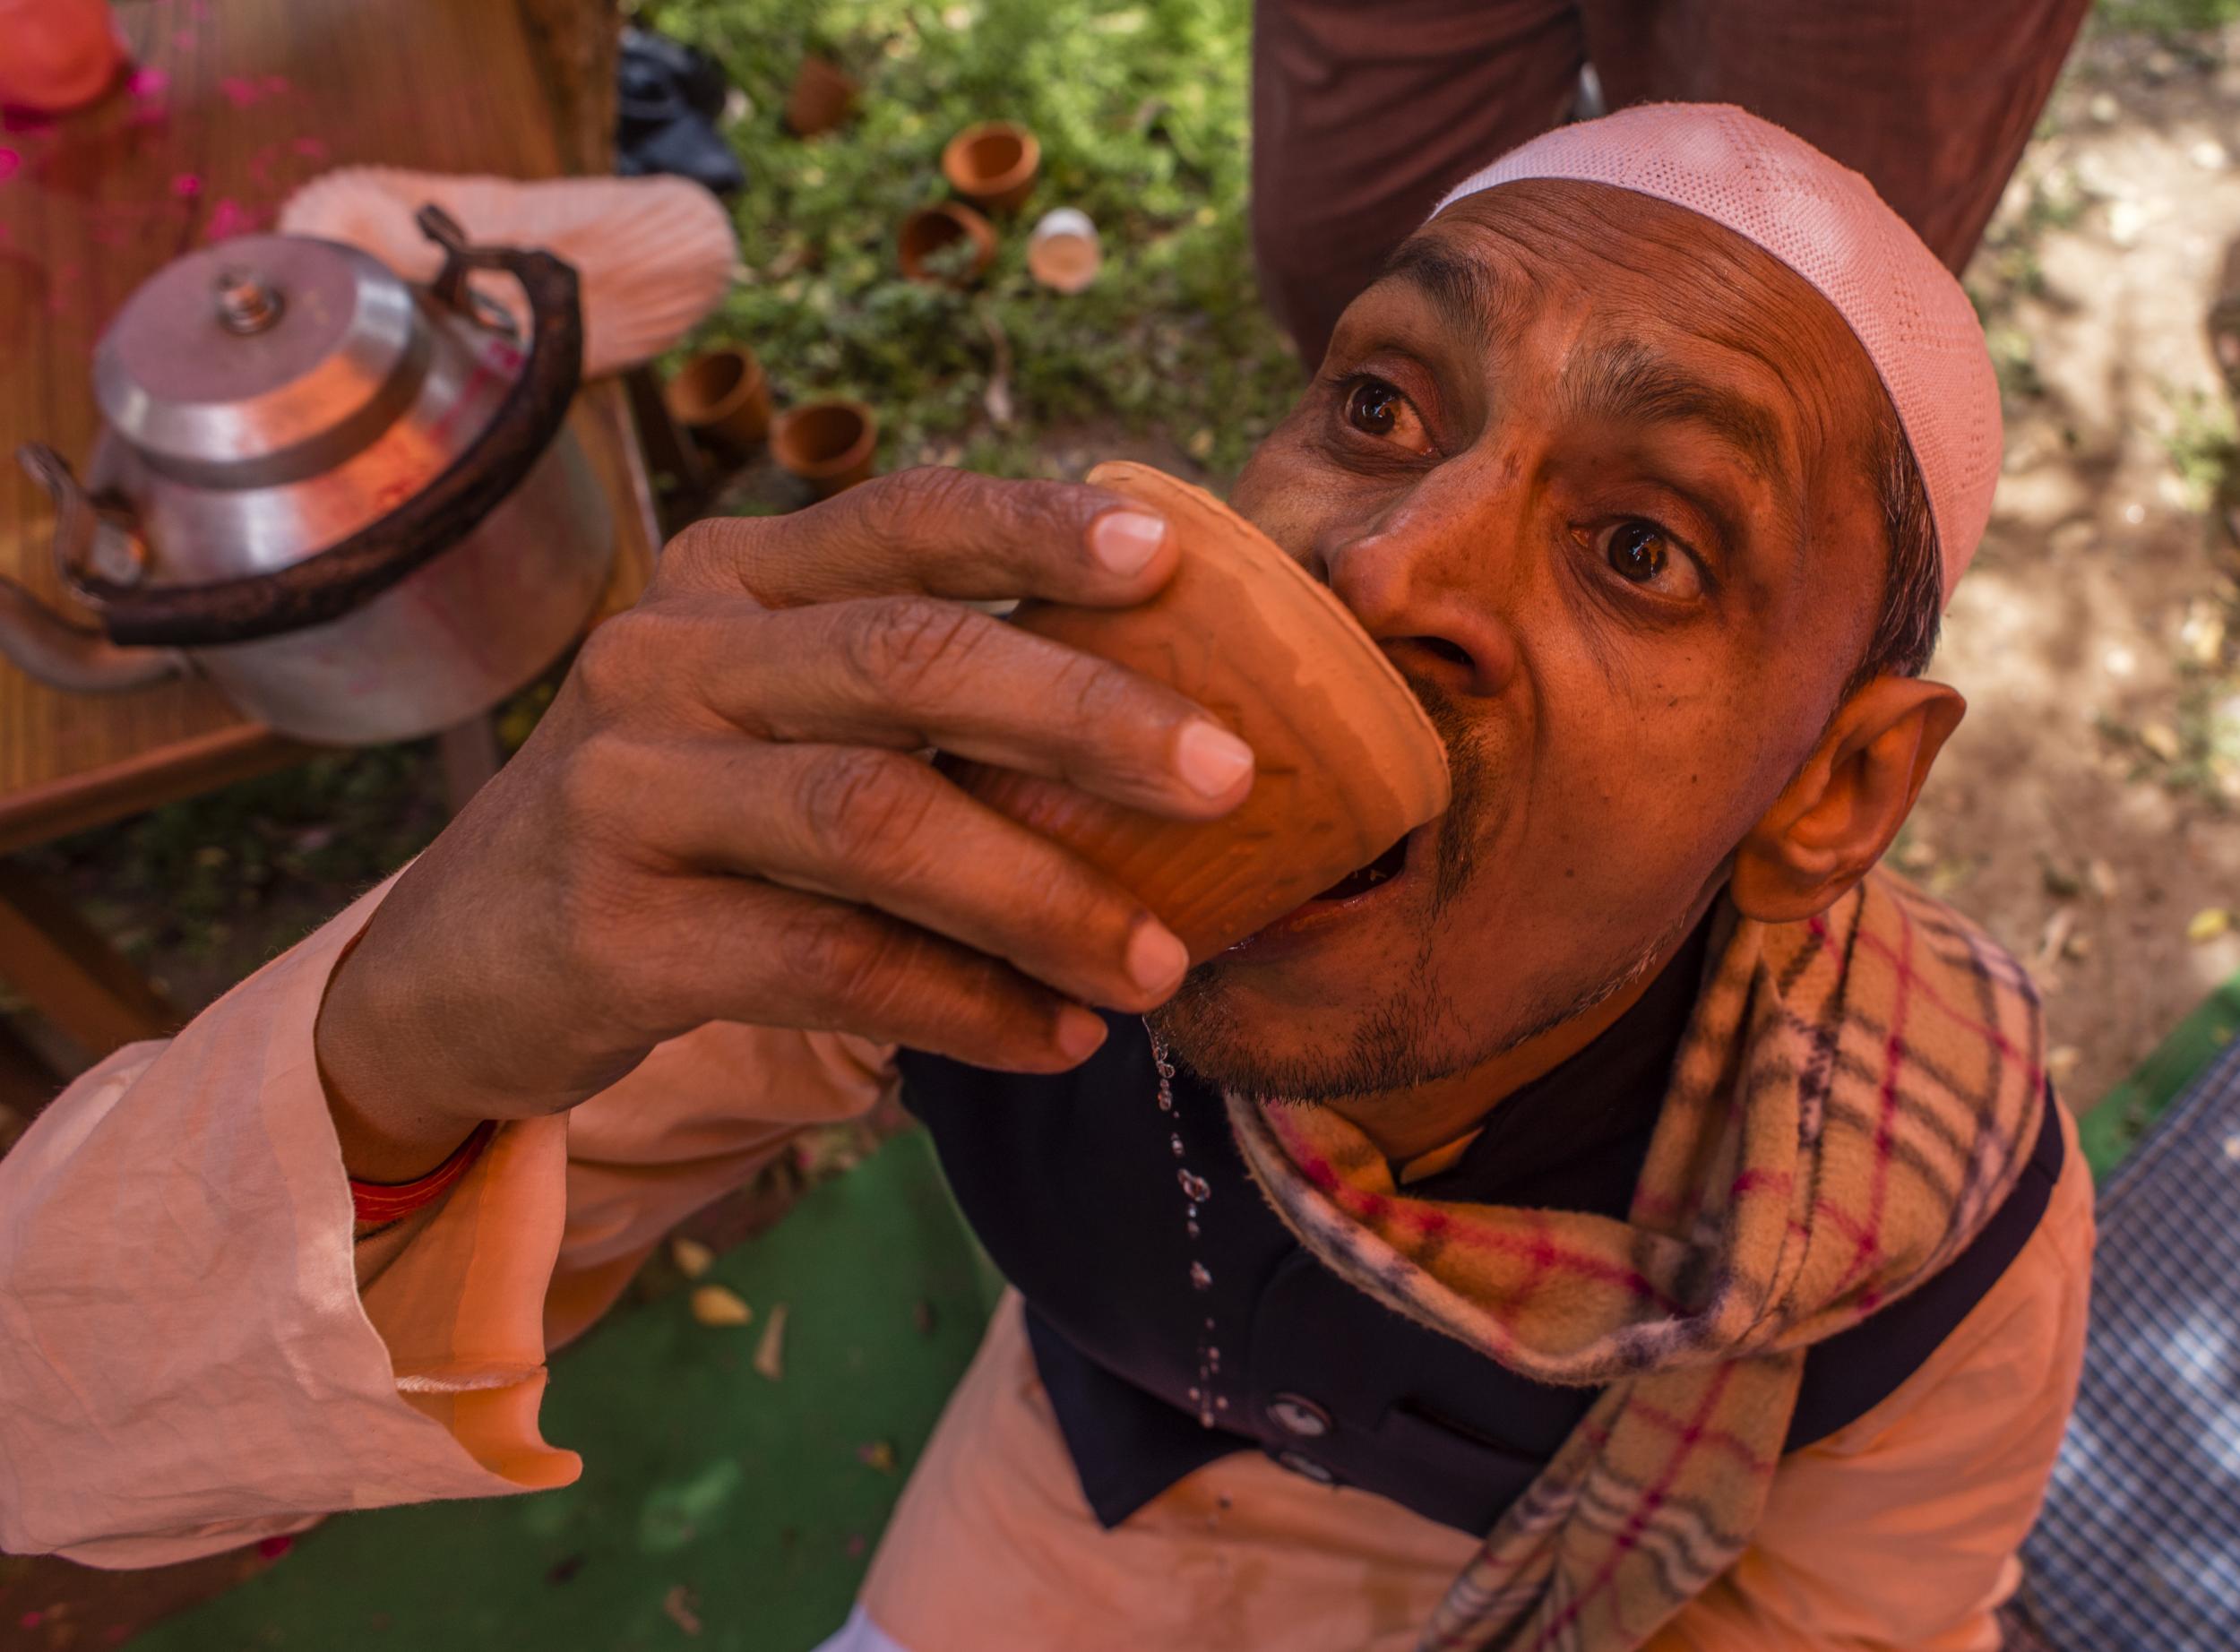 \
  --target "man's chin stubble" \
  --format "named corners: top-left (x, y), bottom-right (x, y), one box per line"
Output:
top-left (1145, 945), bottom-right (1460, 1105)
top-left (1144, 924), bottom-right (1668, 1107)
